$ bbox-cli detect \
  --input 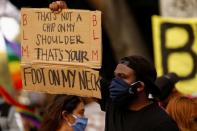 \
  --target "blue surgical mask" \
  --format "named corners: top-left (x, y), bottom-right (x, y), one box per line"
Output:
top-left (69, 115), bottom-right (88, 131)
top-left (109, 77), bottom-right (140, 106)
